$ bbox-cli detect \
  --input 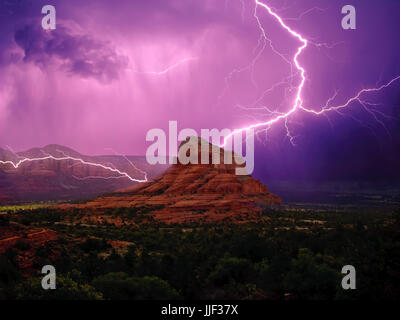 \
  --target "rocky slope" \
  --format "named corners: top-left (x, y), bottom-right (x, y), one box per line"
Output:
top-left (67, 137), bottom-right (281, 224)
top-left (0, 144), bottom-right (167, 204)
